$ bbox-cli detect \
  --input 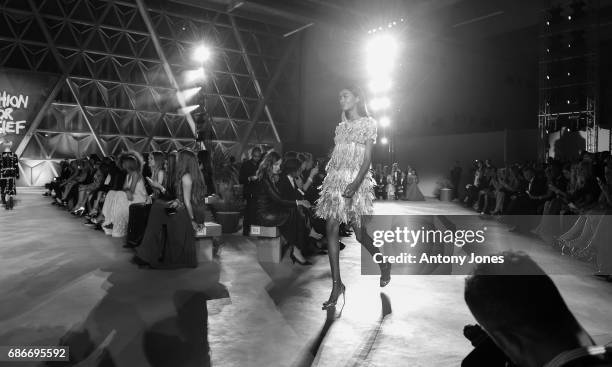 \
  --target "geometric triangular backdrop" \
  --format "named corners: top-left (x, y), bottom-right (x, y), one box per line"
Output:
top-left (3, 0), bottom-right (301, 185)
